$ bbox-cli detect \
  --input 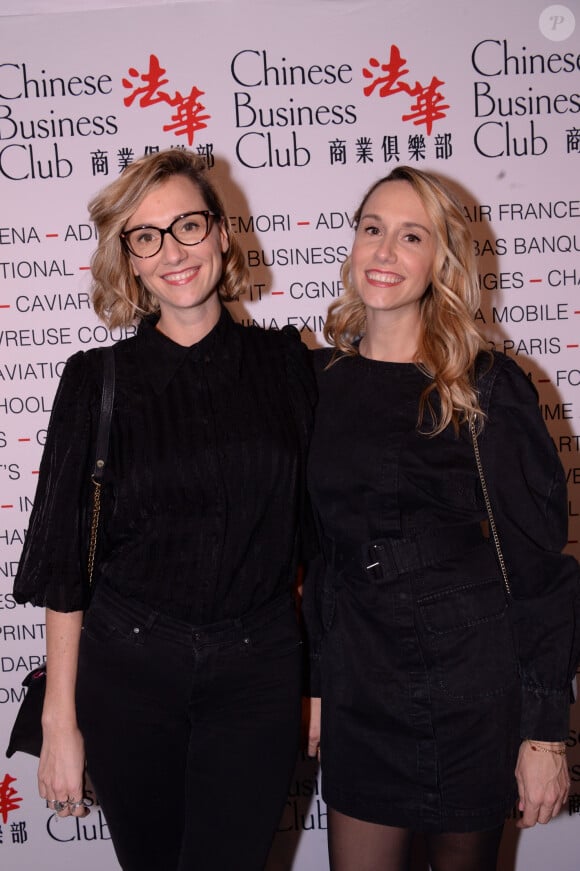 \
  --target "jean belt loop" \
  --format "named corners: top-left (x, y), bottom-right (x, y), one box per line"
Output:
top-left (132, 609), bottom-right (158, 644)
top-left (143, 610), bottom-right (159, 632)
